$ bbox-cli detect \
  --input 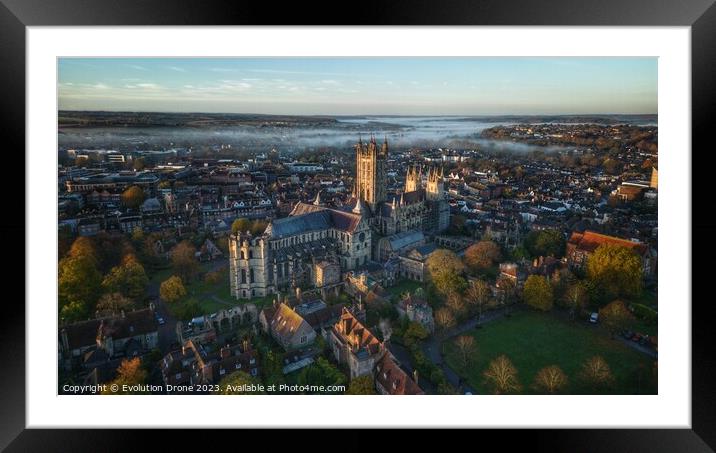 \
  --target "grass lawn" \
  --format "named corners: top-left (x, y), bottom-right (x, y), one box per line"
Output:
top-left (443, 310), bottom-right (657, 395)
top-left (385, 279), bottom-right (425, 299)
